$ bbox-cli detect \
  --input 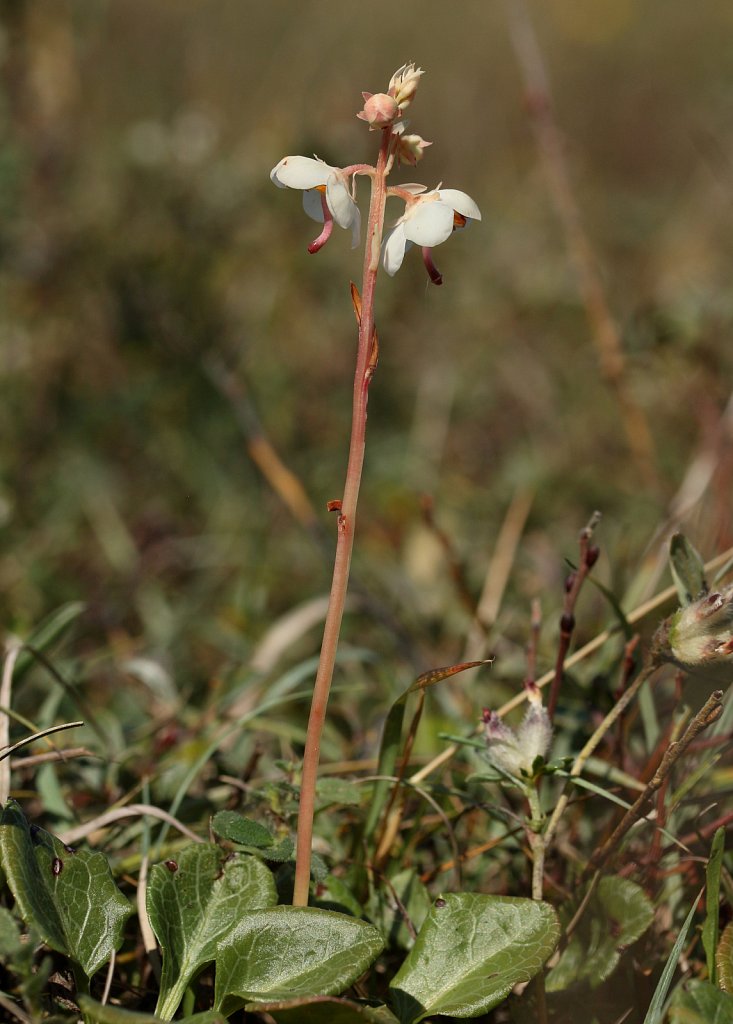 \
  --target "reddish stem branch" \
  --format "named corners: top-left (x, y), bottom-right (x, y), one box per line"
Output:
top-left (547, 512), bottom-right (601, 721)
top-left (292, 130), bottom-right (390, 907)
